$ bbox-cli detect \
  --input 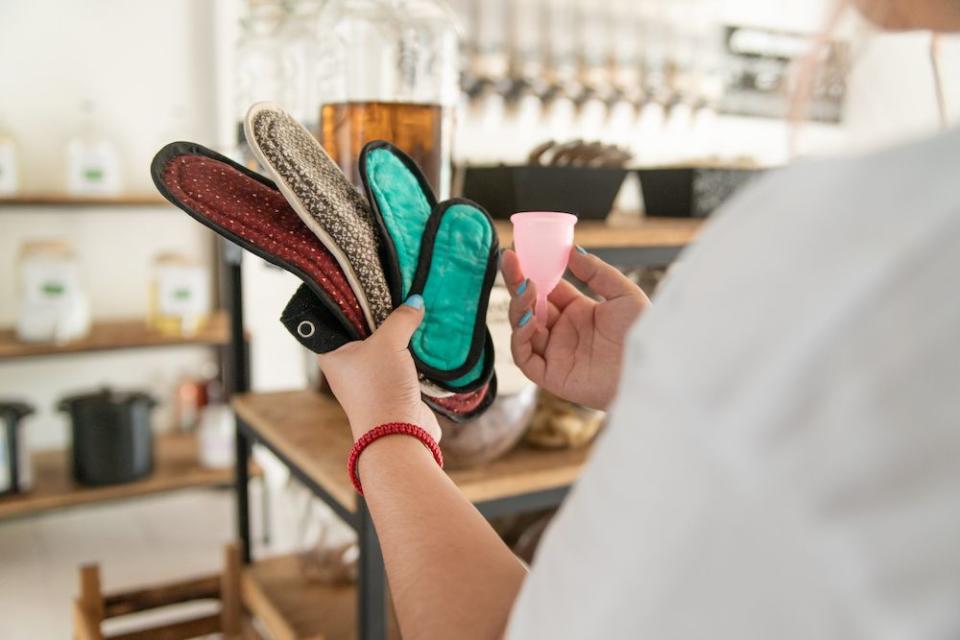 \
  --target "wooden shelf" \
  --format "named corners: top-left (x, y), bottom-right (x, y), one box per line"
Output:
top-left (0, 432), bottom-right (242, 520)
top-left (0, 311), bottom-right (230, 361)
top-left (0, 193), bottom-right (169, 207)
top-left (233, 390), bottom-right (590, 517)
top-left (243, 553), bottom-right (399, 640)
top-left (493, 215), bottom-right (703, 250)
